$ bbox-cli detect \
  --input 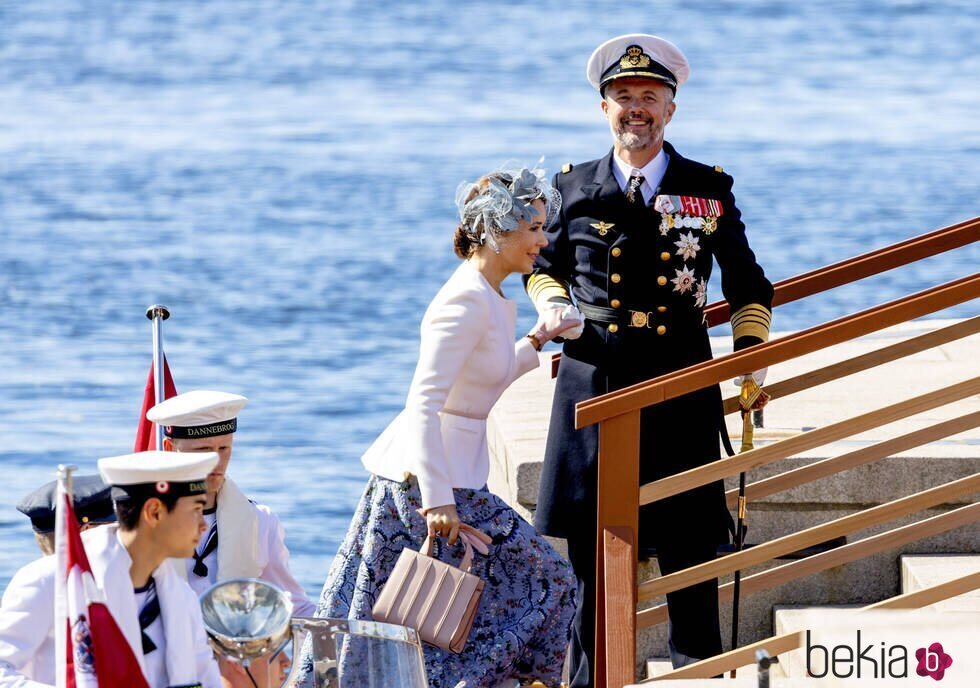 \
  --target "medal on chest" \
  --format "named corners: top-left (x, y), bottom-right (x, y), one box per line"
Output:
top-left (653, 194), bottom-right (723, 236)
